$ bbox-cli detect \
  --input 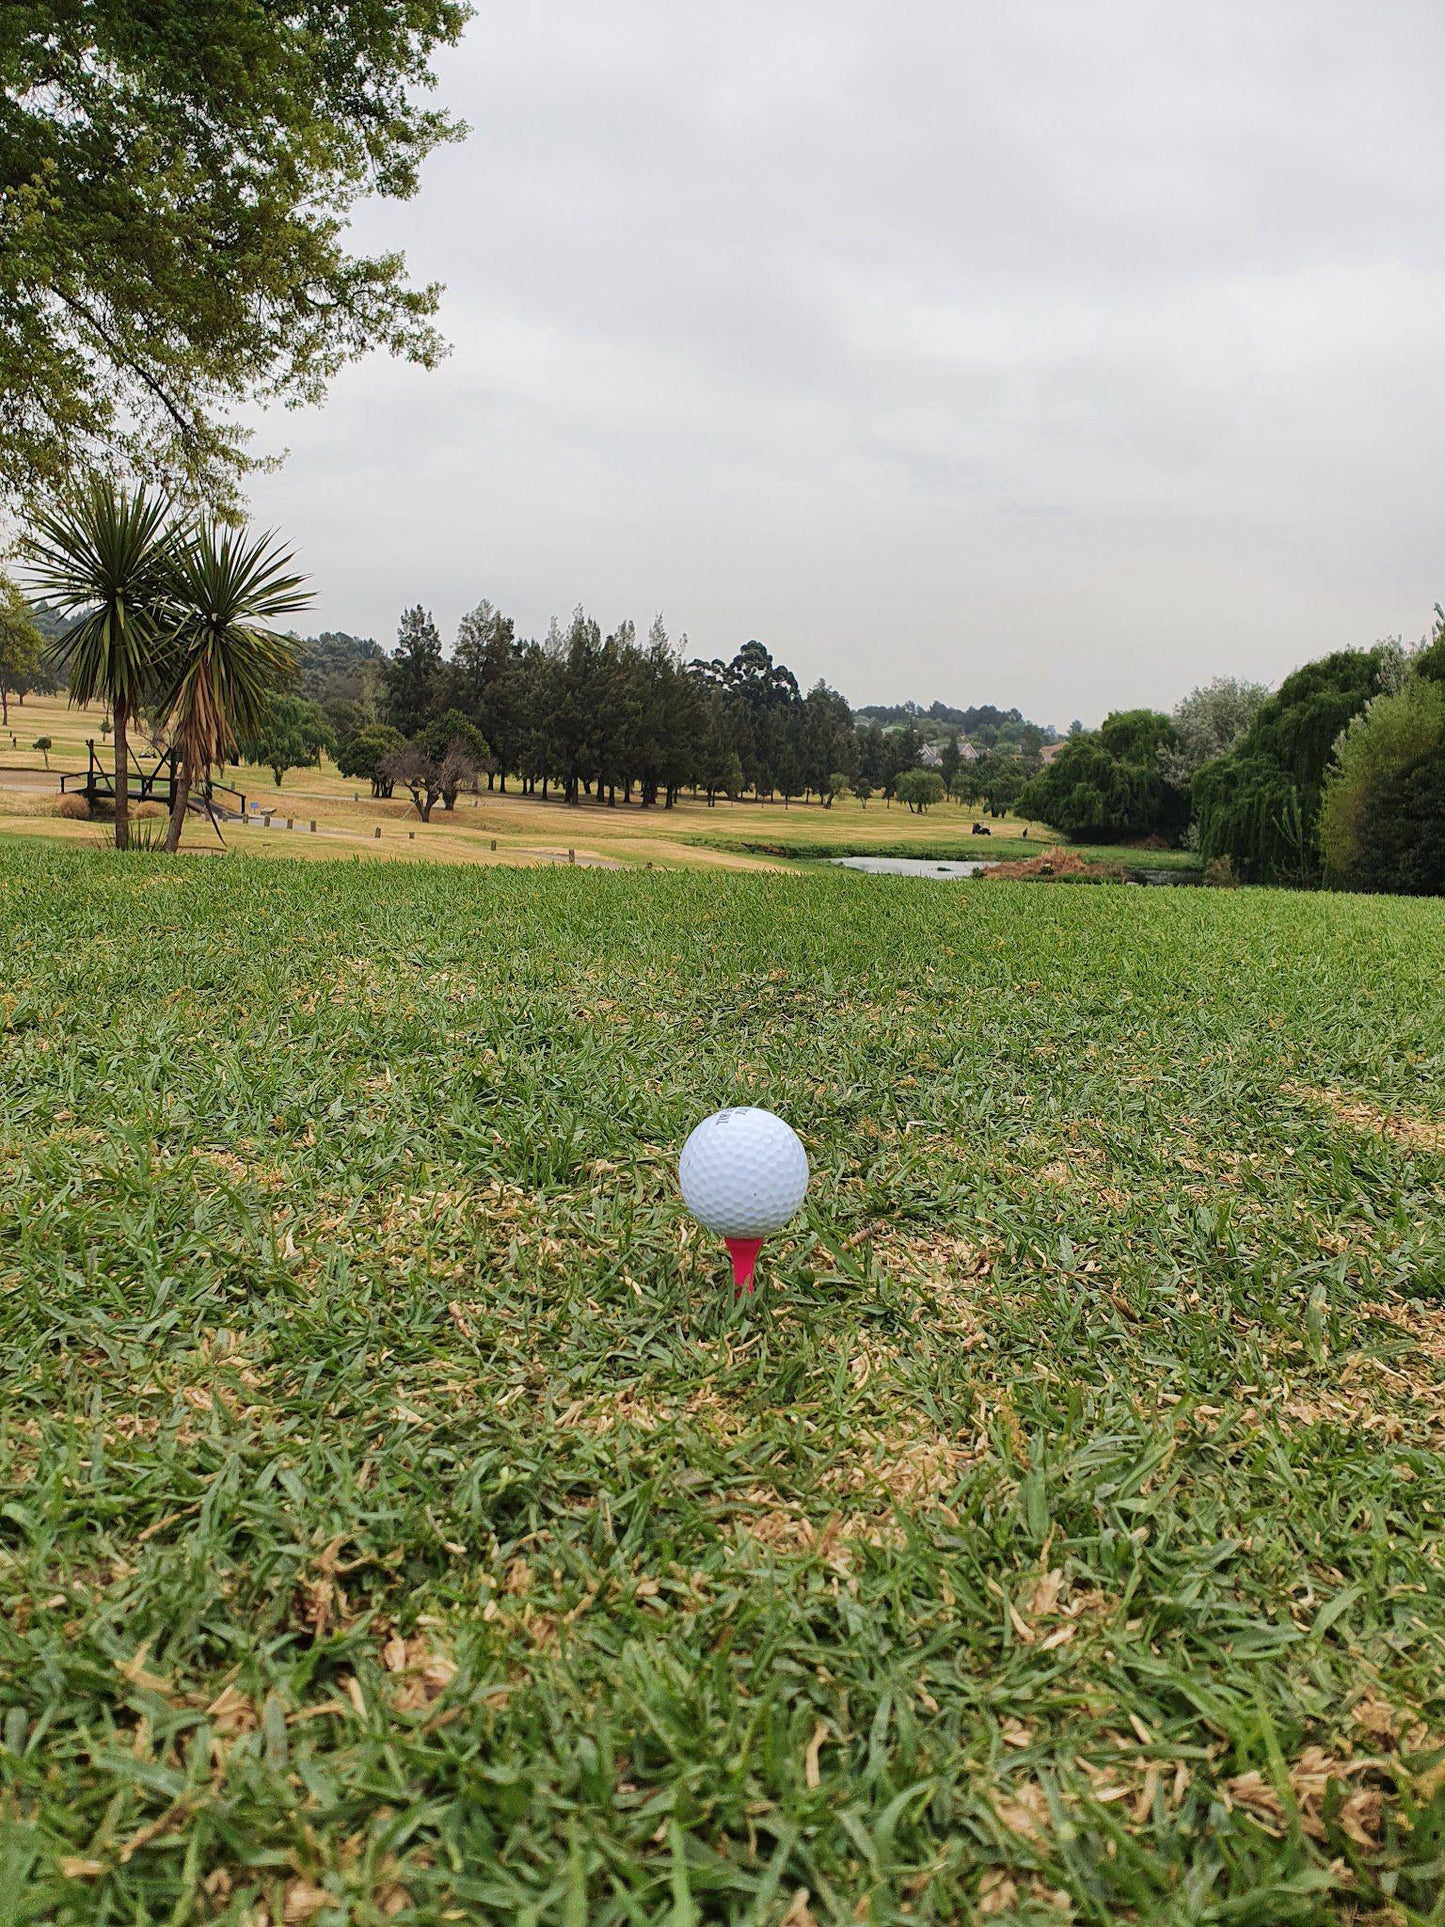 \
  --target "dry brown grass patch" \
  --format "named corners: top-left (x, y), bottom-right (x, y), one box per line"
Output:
top-left (824, 1425), bottom-right (983, 1512)
top-left (1289, 1083), bottom-right (1445, 1155)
